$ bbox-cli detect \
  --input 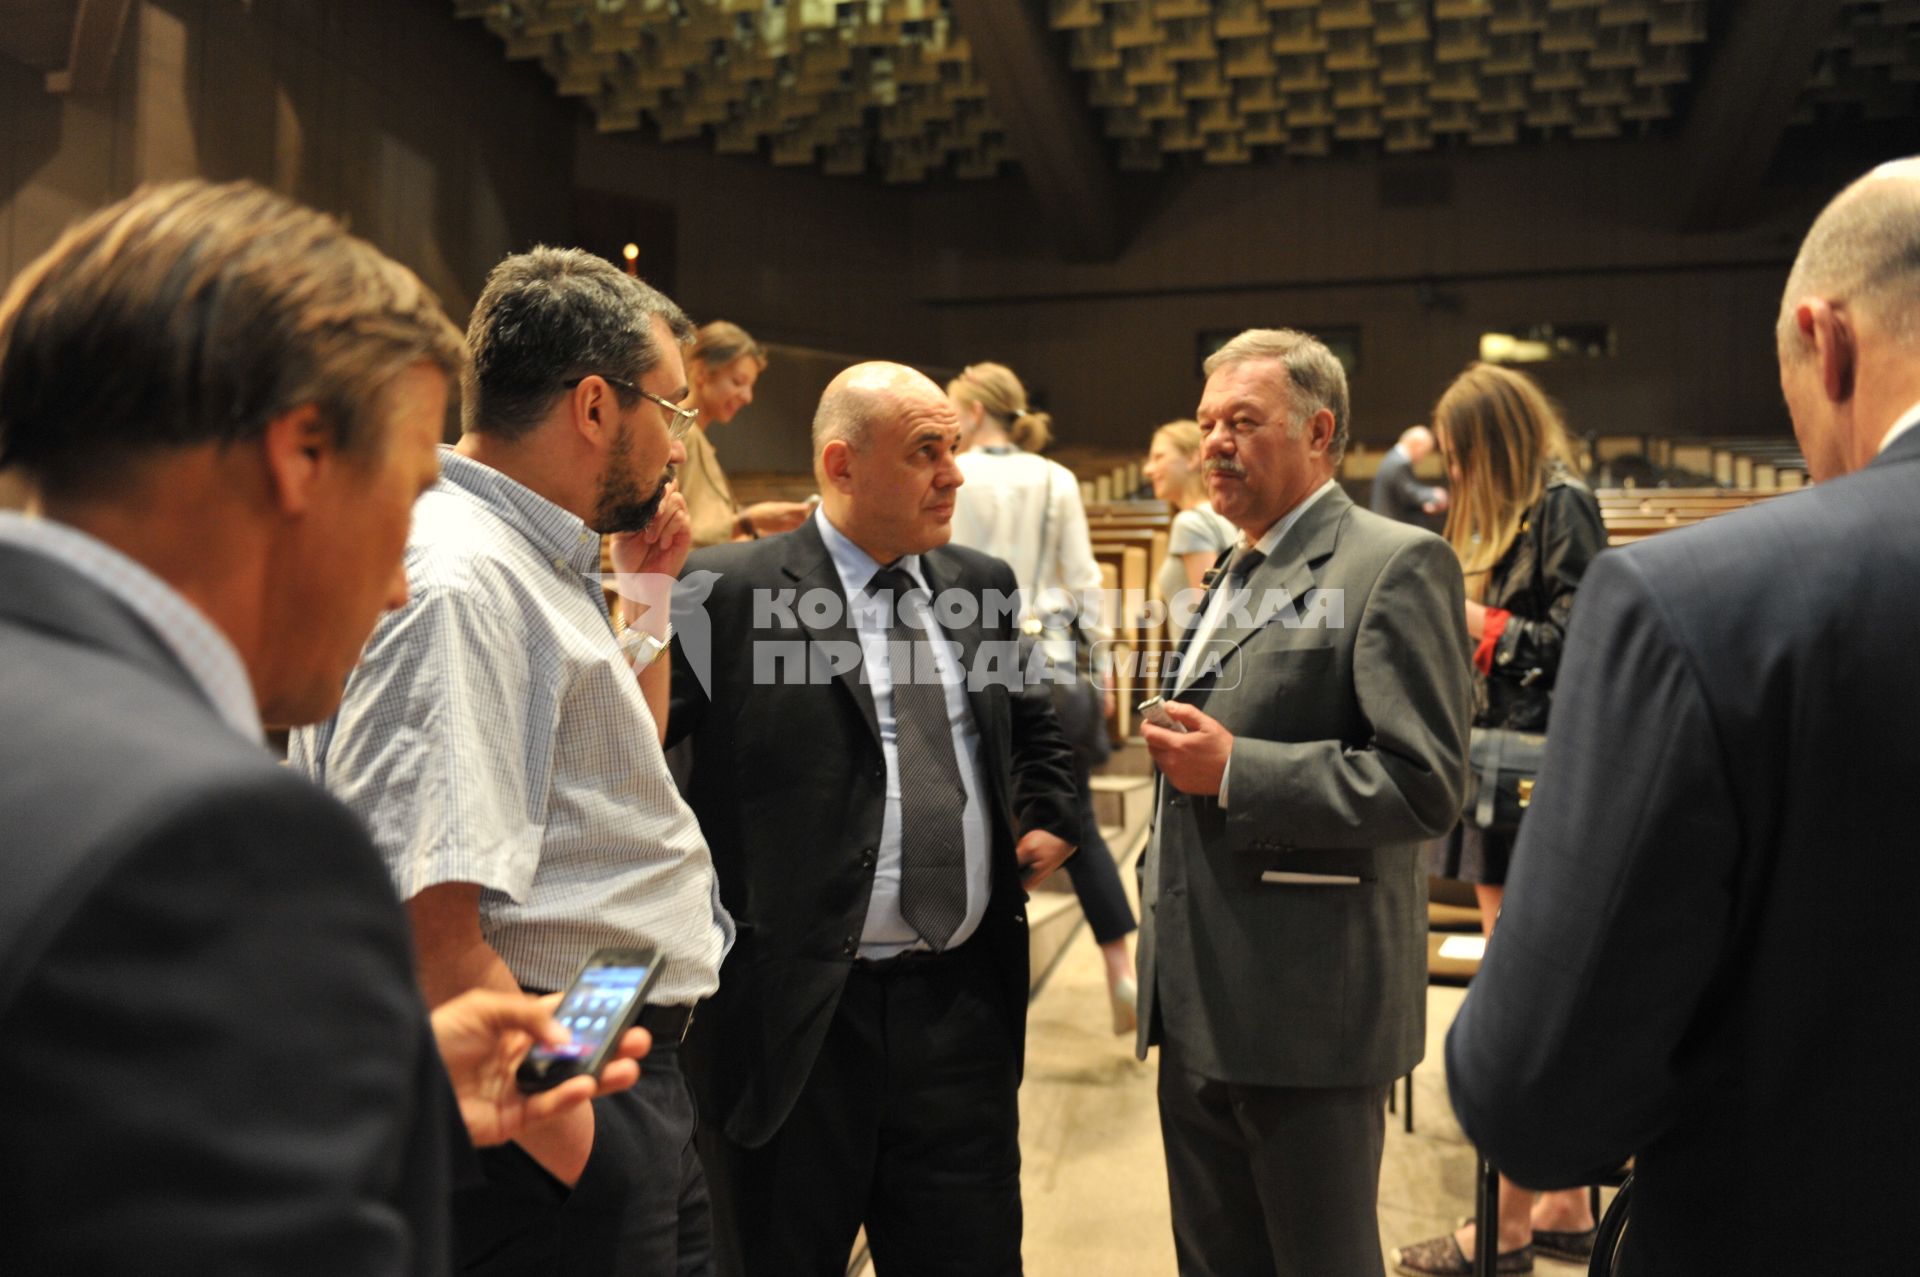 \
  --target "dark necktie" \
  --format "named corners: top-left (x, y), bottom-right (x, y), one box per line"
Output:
top-left (868, 565), bottom-right (968, 951)
top-left (1225, 545), bottom-right (1267, 589)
